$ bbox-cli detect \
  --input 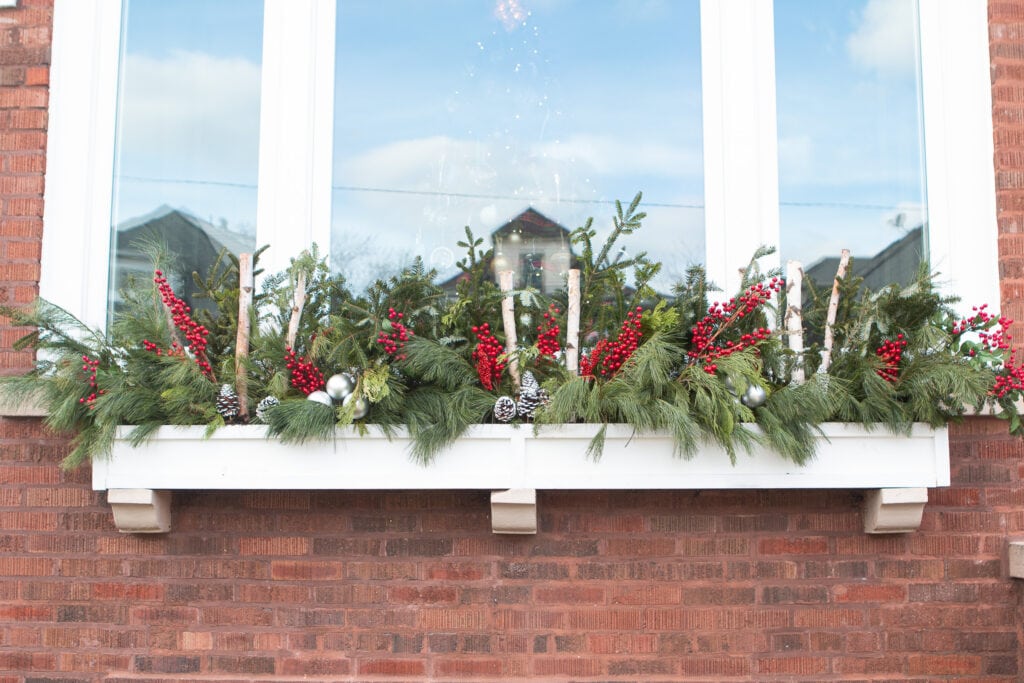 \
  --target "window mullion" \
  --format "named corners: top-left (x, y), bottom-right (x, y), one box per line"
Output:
top-left (919, 0), bottom-right (999, 314)
top-left (256, 0), bottom-right (336, 277)
top-left (41, 0), bottom-right (123, 330)
top-left (700, 0), bottom-right (780, 293)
